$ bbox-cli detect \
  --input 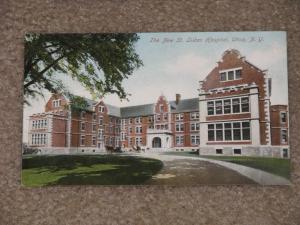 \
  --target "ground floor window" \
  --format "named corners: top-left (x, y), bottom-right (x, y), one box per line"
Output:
top-left (135, 137), bottom-right (142, 146)
top-left (175, 135), bottom-right (184, 146)
top-left (216, 149), bottom-right (223, 154)
top-left (190, 135), bottom-right (200, 145)
top-left (233, 148), bottom-right (241, 155)
top-left (80, 135), bottom-right (85, 146)
top-left (208, 121), bottom-right (250, 142)
top-left (281, 129), bottom-right (288, 144)
top-left (282, 148), bottom-right (288, 158)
